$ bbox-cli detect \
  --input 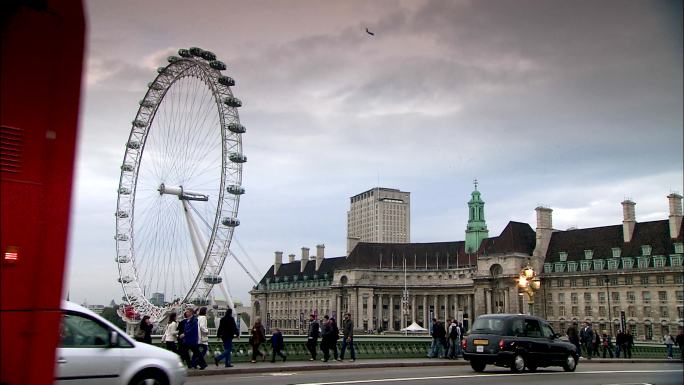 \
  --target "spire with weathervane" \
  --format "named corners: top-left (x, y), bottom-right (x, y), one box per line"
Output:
top-left (465, 179), bottom-right (489, 253)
